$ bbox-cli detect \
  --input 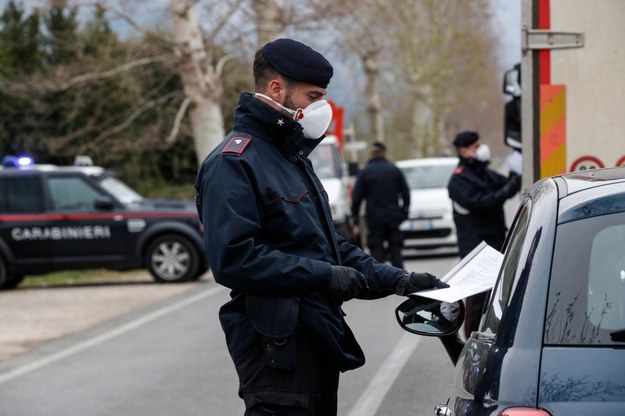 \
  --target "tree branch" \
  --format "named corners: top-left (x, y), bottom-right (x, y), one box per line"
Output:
top-left (89, 91), bottom-right (181, 148)
top-left (55, 54), bottom-right (171, 91)
top-left (166, 96), bottom-right (191, 145)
